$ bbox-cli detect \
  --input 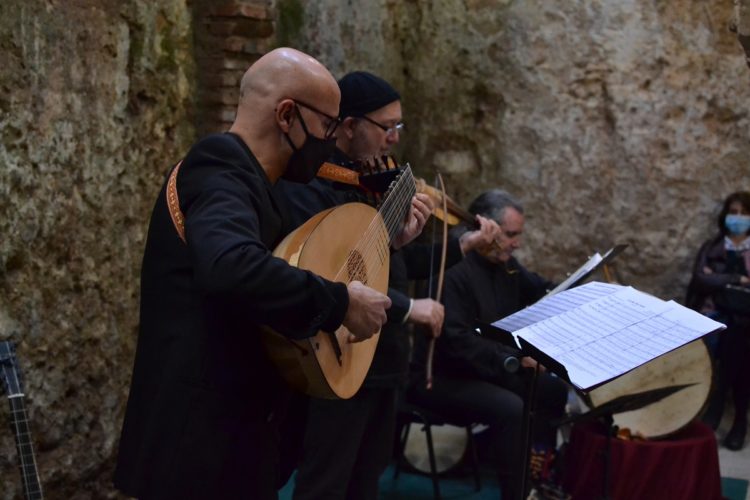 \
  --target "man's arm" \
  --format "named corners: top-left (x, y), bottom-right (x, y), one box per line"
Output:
top-left (439, 268), bottom-right (520, 383)
top-left (182, 161), bottom-right (388, 340)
